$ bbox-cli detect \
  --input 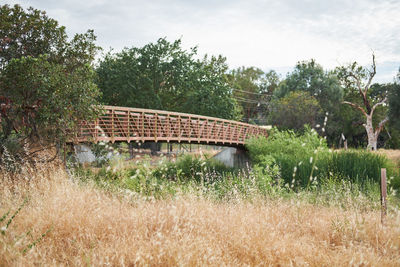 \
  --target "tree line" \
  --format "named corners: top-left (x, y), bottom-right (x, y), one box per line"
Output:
top-left (1, 4), bottom-right (400, 166)
top-left (96, 39), bottom-right (400, 150)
